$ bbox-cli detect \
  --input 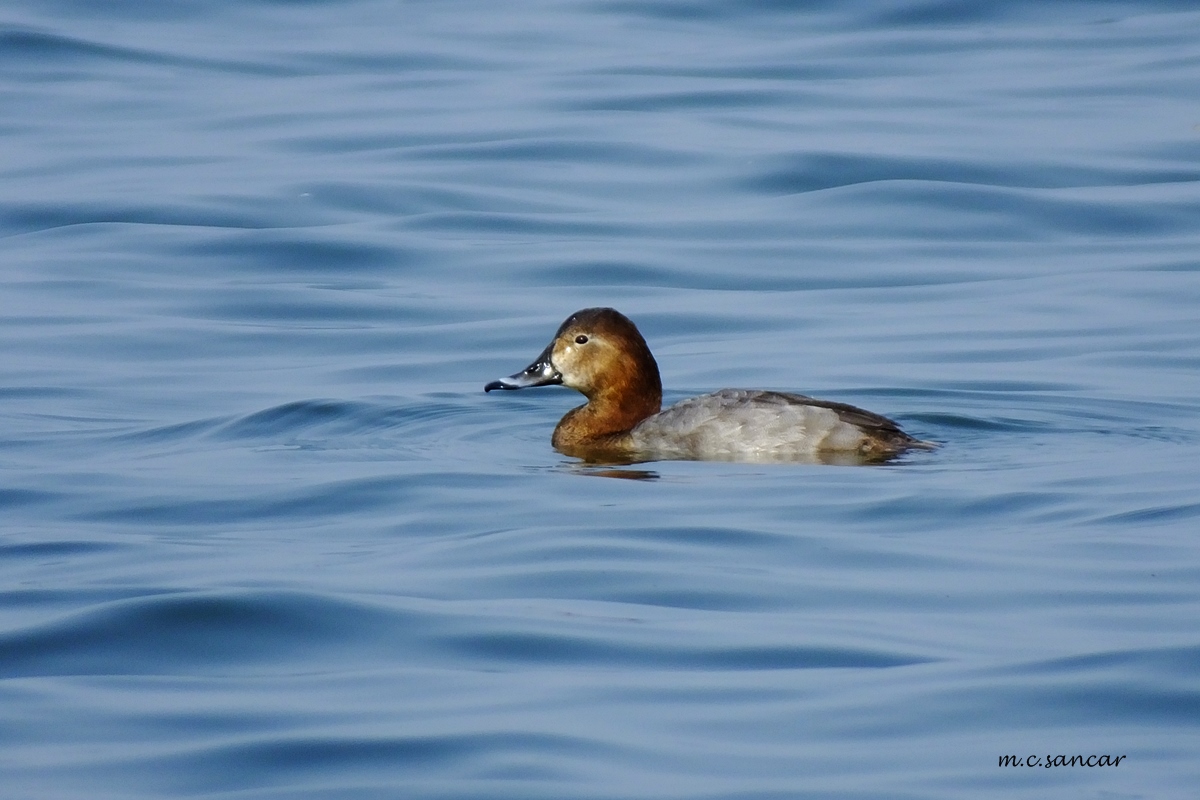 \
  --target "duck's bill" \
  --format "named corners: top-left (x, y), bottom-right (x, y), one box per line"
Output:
top-left (484, 345), bottom-right (563, 391)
